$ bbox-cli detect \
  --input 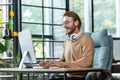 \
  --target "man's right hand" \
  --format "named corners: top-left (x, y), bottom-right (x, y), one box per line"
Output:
top-left (39, 61), bottom-right (50, 68)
